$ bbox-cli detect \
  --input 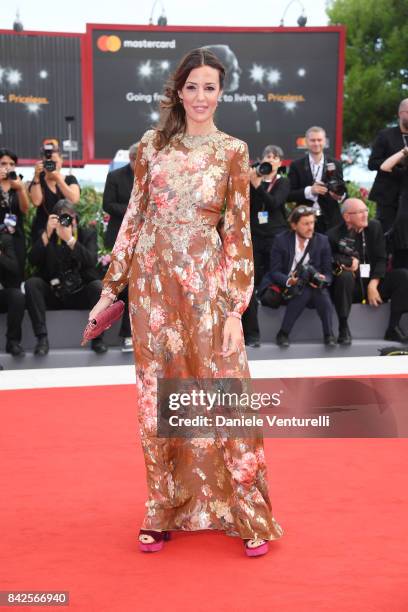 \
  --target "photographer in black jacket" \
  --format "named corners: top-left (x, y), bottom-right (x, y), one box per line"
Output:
top-left (102, 143), bottom-right (138, 352)
top-left (25, 200), bottom-right (106, 355)
top-left (0, 148), bottom-right (30, 281)
top-left (368, 98), bottom-right (408, 234)
top-left (0, 232), bottom-right (25, 356)
top-left (242, 145), bottom-right (289, 347)
top-left (287, 126), bottom-right (346, 234)
top-left (327, 198), bottom-right (408, 344)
